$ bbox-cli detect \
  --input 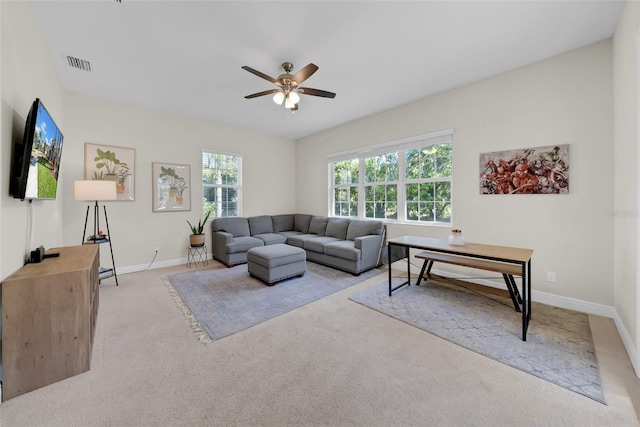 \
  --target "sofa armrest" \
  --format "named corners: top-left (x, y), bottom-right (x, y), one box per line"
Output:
top-left (213, 231), bottom-right (233, 243)
top-left (355, 234), bottom-right (384, 269)
top-left (211, 231), bottom-right (233, 260)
